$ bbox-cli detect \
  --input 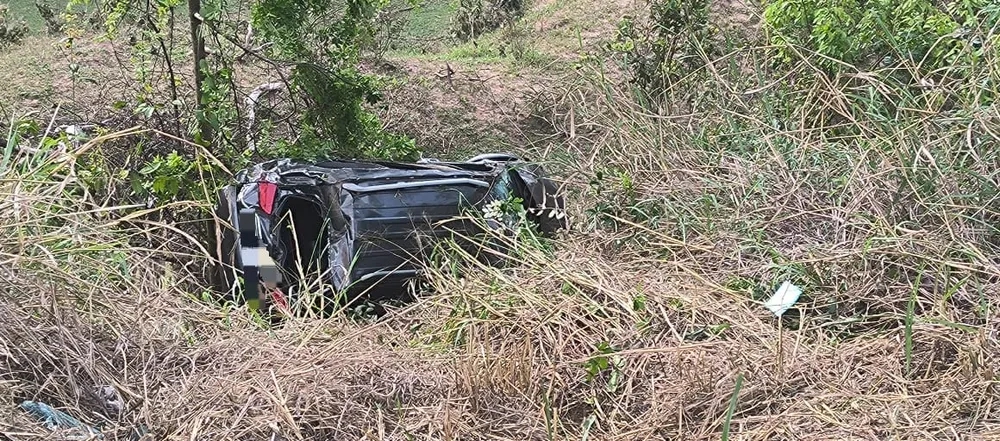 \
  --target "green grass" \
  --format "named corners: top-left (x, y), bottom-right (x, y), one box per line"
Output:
top-left (389, 0), bottom-right (573, 60)
top-left (443, 40), bottom-right (504, 63)
top-left (0, 34), bottom-right (58, 108)
top-left (386, 0), bottom-right (599, 72)
top-left (5, 0), bottom-right (65, 33)
top-left (398, 0), bottom-right (454, 41)
top-left (402, 18), bottom-right (556, 69)
top-left (721, 373), bottom-right (744, 441)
